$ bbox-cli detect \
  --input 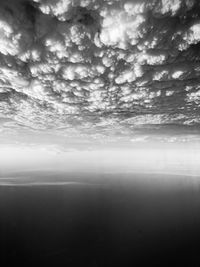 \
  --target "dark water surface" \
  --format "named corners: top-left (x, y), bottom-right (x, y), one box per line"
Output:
top-left (0, 175), bottom-right (200, 267)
